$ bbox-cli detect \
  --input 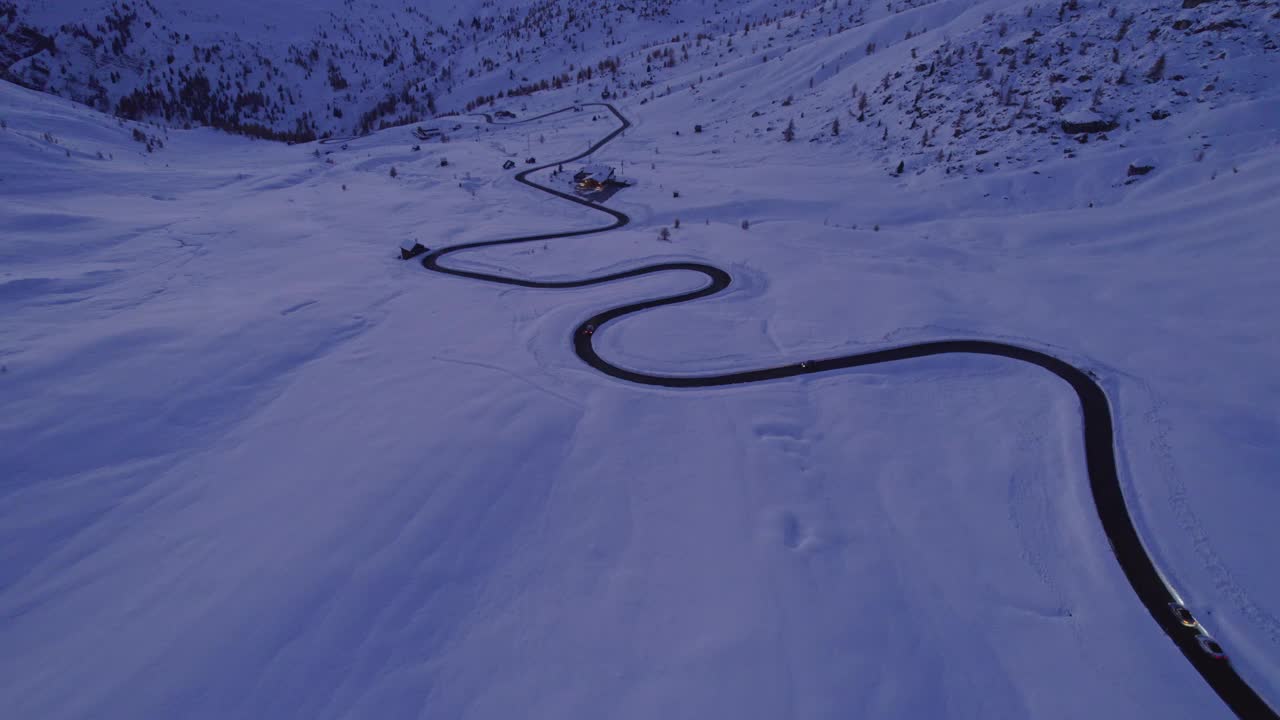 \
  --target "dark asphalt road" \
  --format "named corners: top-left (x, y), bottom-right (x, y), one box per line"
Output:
top-left (417, 103), bottom-right (1276, 720)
